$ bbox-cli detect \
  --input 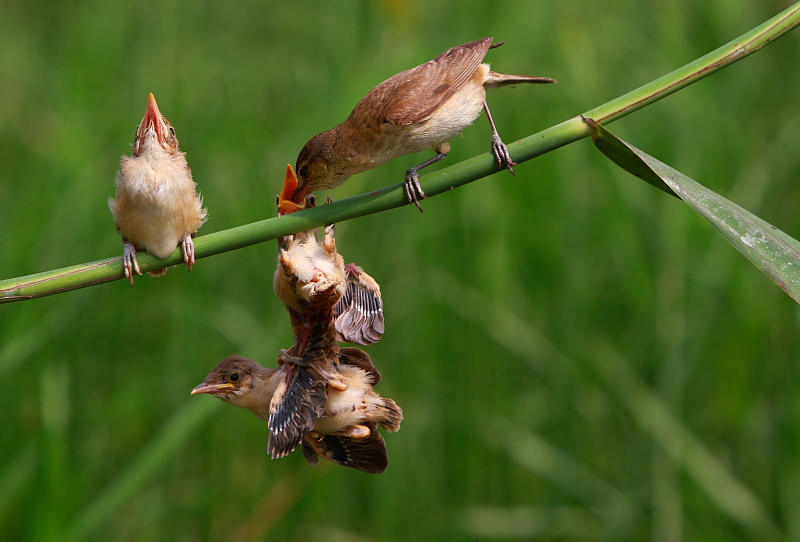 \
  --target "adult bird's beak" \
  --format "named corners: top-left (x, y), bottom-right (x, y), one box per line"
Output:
top-left (291, 179), bottom-right (310, 208)
top-left (190, 382), bottom-right (234, 395)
